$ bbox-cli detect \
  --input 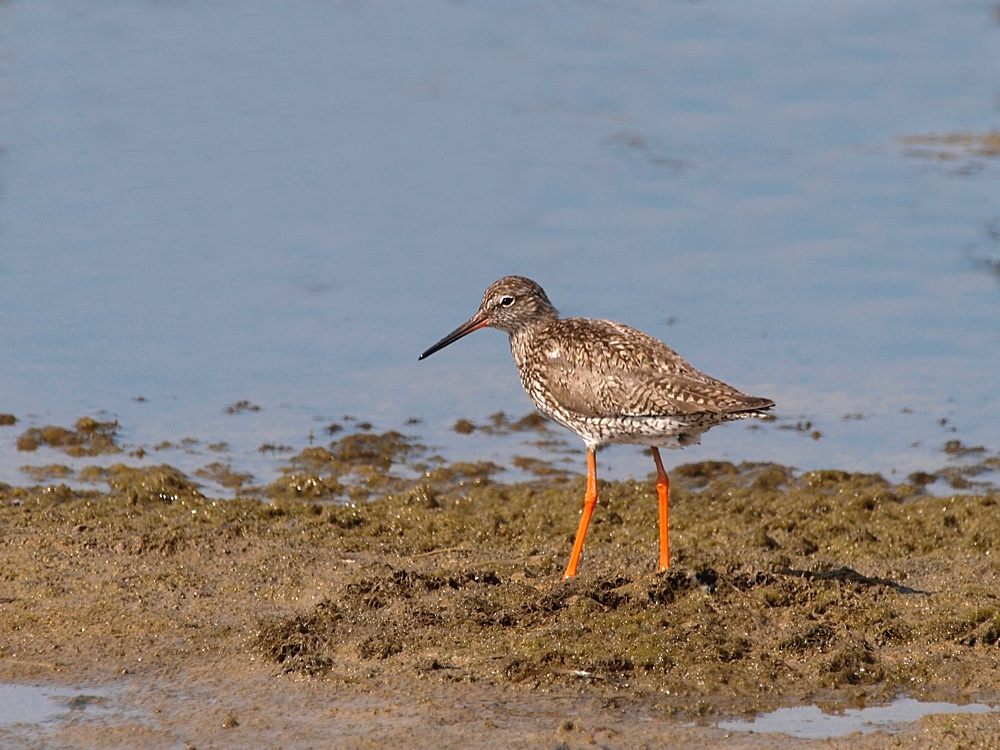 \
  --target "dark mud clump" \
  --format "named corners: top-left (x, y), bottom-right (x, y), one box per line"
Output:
top-left (79, 463), bottom-right (206, 504)
top-left (452, 411), bottom-right (550, 436)
top-left (904, 441), bottom-right (1000, 491)
top-left (511, 455), bottom-right (576, 481)
top-left (226, 400), bottom-right (262, 414)
top-left (261, 424), bottom-right (450, 502)
top-left (16, 417), bottom-right (122, 456)
top-left (19, 464), bottom-right (75, 483)
top-left (195, 462), bottom-right (254, 492)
